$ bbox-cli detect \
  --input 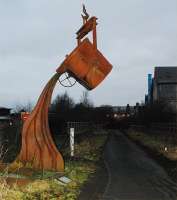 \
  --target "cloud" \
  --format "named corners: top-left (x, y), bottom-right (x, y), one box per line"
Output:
top-left (0, 0), bottom-right (177, 107)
